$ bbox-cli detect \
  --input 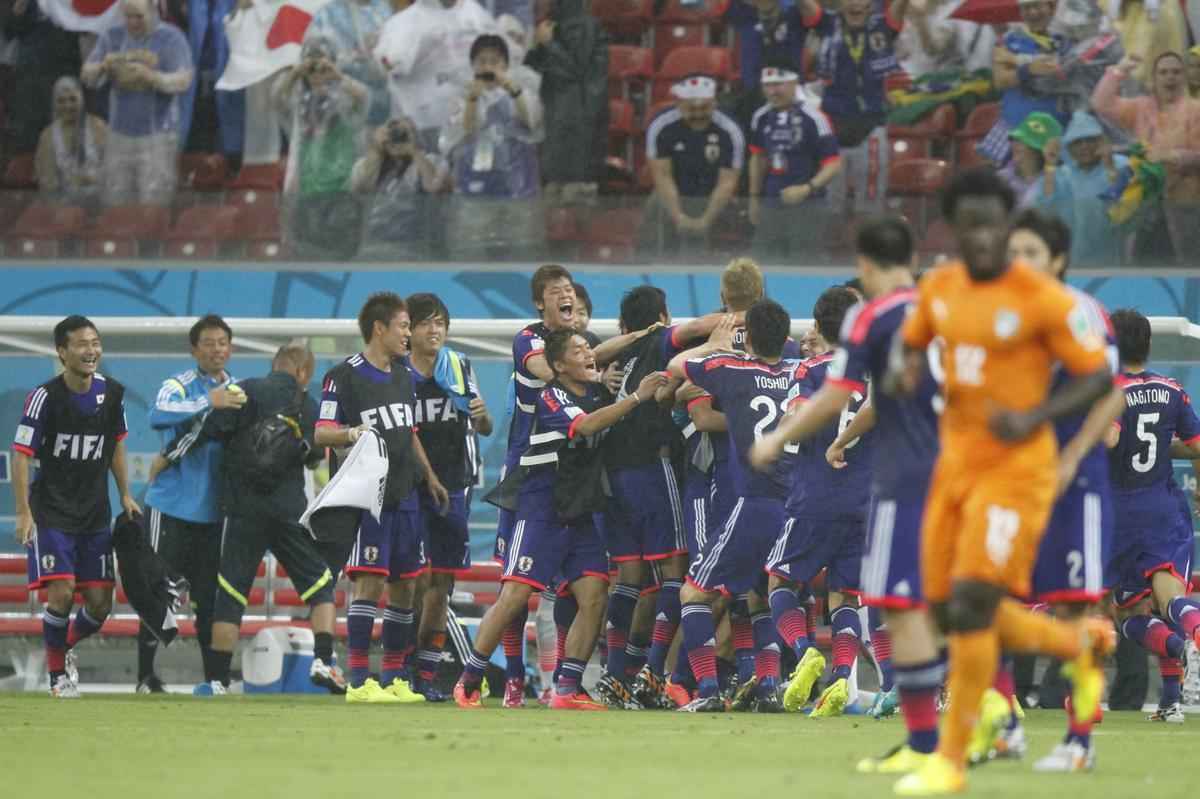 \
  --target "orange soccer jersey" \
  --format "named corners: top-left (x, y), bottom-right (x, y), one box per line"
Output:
top-left (901, 260), bottom-right (1109, 600)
